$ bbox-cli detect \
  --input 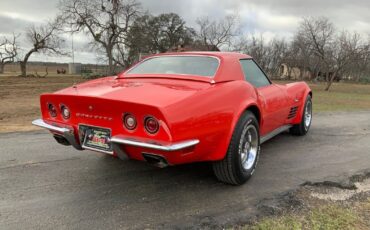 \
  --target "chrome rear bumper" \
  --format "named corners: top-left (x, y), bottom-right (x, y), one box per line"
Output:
top-left (110, 136), bottom-right (199, 151)
top-left (32, 119), bottom-right (83, 150)
top-left (32, 119), bottom-right (70, 133)
top-left (32, 119), bottom-right (199, 153)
